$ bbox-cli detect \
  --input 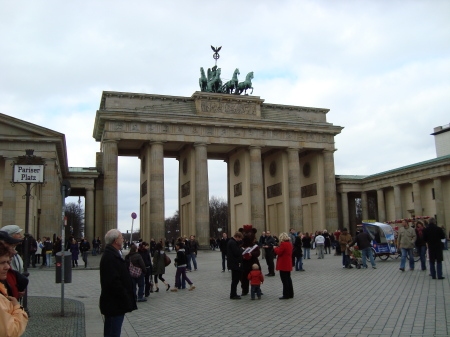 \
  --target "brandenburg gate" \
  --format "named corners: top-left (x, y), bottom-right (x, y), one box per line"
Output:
top-left (93, 90), bottom-right (343, 246)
